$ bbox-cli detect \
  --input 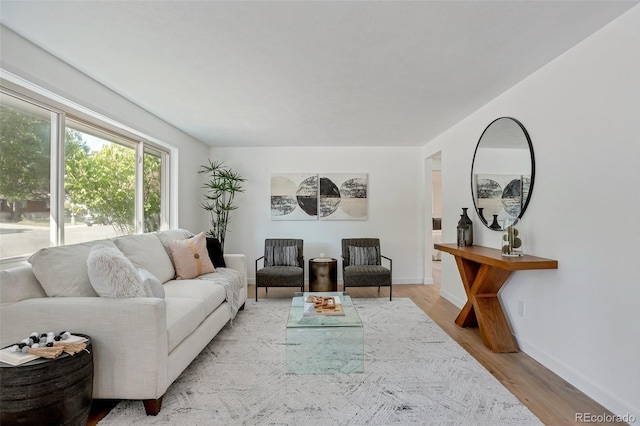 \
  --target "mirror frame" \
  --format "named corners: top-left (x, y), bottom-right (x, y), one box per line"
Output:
top-left (470, 117), bottom-right (535, 231)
